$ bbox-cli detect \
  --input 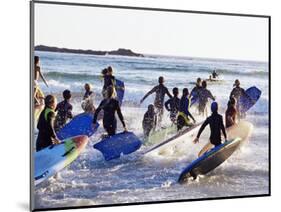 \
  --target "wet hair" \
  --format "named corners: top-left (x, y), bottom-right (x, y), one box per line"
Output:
top-left (101, 68), bottom-right (108, 76)
top-left (183, 88), bottom-right (189, 96)
top-left (34, 56), bottom-right (39, 65)
top-left (196, 77), bottom-right (202, 85)
top-left (107, 66), bottom-right (113, 73)
top-left (44, 95), bottom-right (56, 107)
top-left (211, 102), bottom-right (218, 113)
top-left (158, 76), bottom-right (164, 84)
top-left (148, 104), bottom-right (154, 111)
top-left (202, 80), bottom-right (207, 88)
top-left (106, 86), bottom-right (114, 98)
top-left (172, 87), bottom-right (179, 96)
top-left (84, 83), bottom-right (92, 91)
top-left (63, 89), bottom-right (71, 100)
